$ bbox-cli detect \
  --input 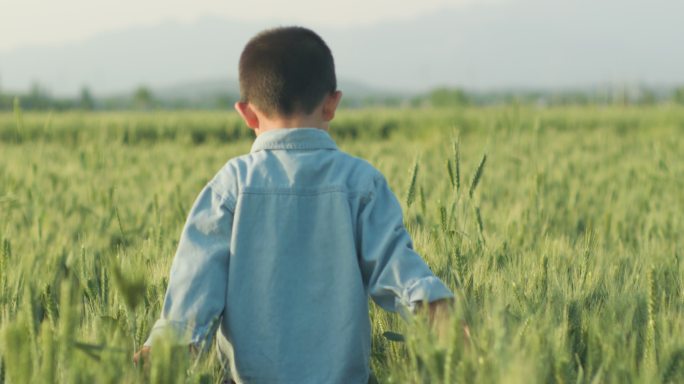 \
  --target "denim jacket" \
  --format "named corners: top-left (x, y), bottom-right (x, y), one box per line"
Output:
top-left (144, 128), bottom-right (454, 383)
